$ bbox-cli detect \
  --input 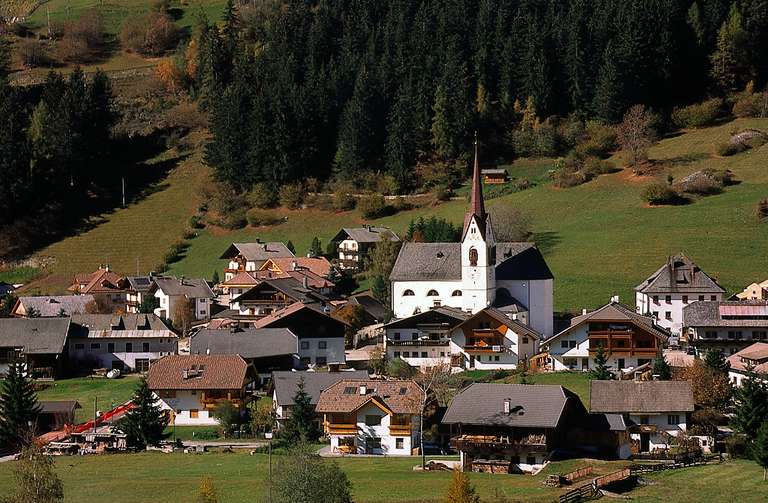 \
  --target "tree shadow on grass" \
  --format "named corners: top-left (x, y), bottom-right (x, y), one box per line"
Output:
top-left (533, 231), bottom-right (561, 255)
